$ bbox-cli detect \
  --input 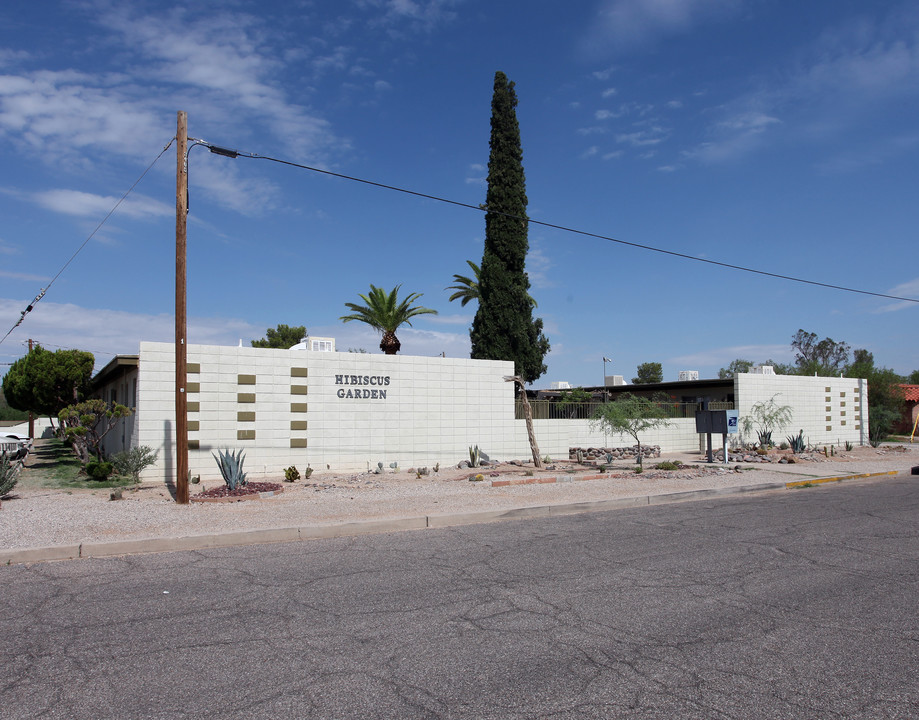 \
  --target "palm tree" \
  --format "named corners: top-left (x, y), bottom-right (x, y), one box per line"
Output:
top-left (446, 260), bottom-right (537, 308)
top-left (341, 284), bottom-right (438, 355)
top-left (446, 260), bottom-right (481, 307)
